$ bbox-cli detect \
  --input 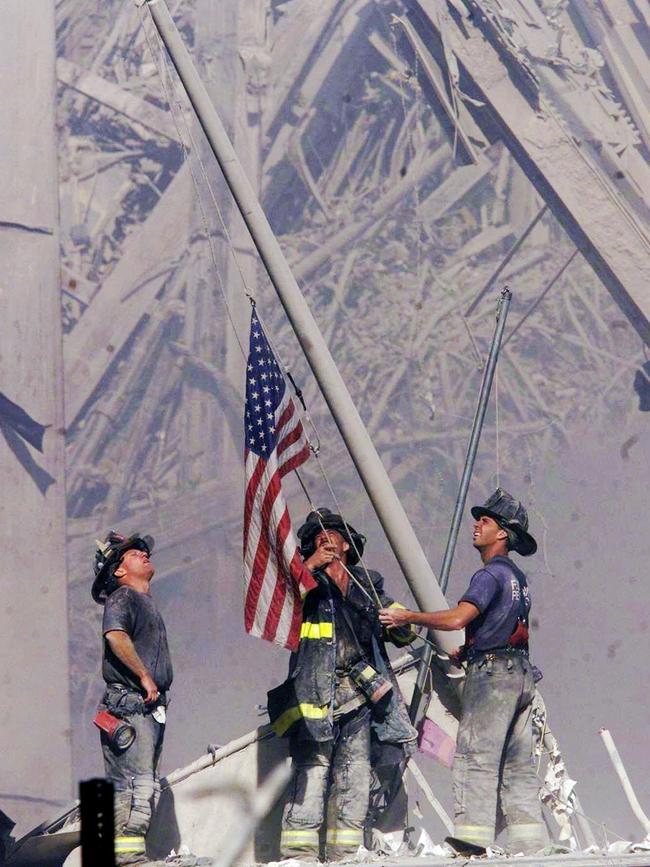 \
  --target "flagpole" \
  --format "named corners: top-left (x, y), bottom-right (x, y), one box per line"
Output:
top-left (140, 0), bottom-right (462, 653)
top-left (409, 288), bottom-right (511, 721)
